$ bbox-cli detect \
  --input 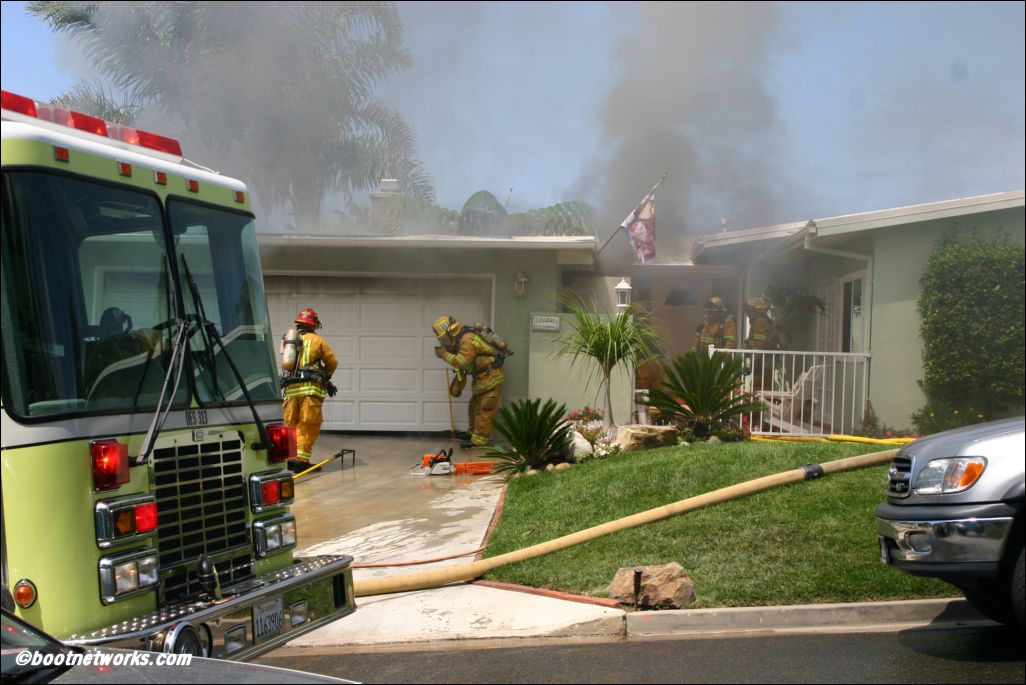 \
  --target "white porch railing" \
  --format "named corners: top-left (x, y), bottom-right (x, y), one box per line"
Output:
top-left (711, 348), bottom-right (872, 437)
